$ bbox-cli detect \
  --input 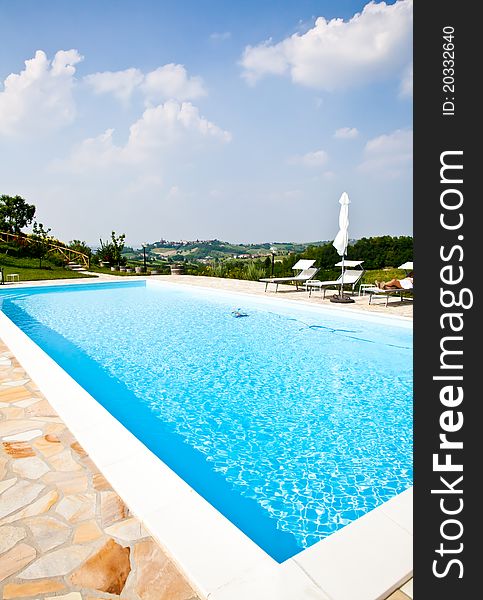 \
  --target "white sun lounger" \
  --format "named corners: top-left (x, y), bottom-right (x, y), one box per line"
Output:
top-left (367, 286), bottom-right (414, 307)
top-left (260, 262), bottom-right (319, 292)
top-left (305, 268), bottom-right (365, 298)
